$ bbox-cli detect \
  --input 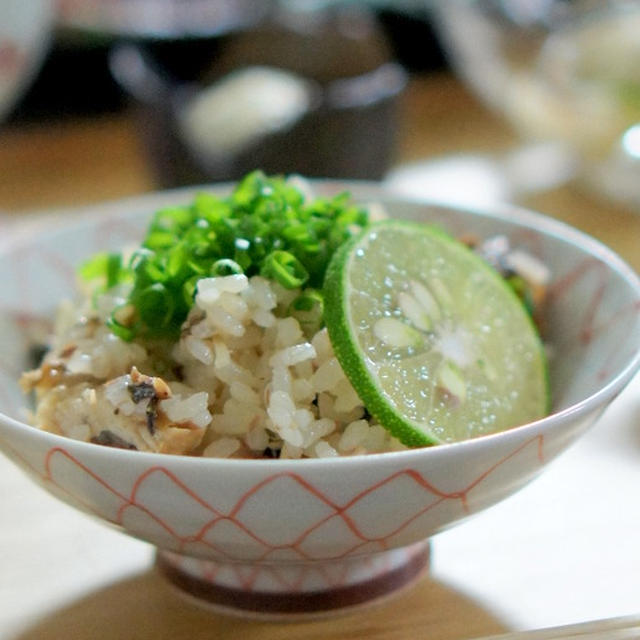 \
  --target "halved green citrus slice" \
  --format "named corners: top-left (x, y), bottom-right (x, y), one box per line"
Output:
top-left (323, 220), bottom-right (549, 447)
